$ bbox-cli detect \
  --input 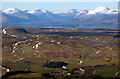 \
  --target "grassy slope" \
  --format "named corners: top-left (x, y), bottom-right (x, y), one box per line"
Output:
top-left (2, 28), bottom-right (119, 78)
